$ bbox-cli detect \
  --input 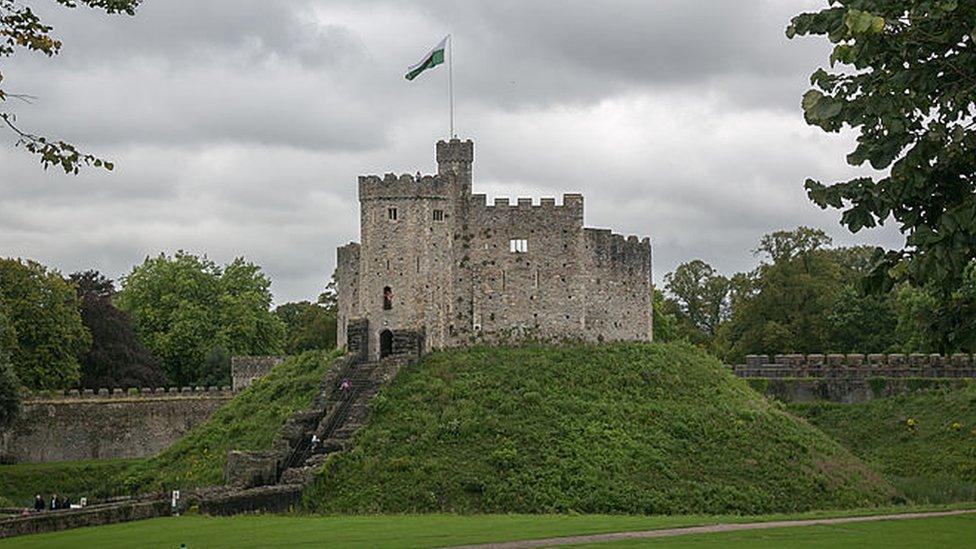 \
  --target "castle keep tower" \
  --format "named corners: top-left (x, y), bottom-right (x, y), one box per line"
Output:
top-left (336, 139), bottom-right (653, 360)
